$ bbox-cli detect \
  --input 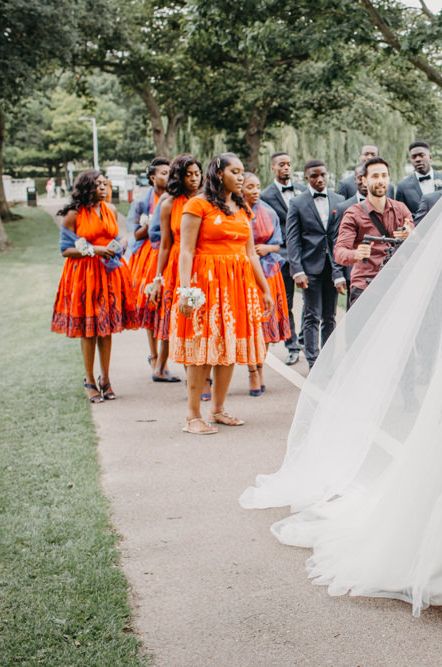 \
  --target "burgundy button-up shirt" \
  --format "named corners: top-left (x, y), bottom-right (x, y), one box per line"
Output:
top-left (334, 198), bottom-right (413, 290)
